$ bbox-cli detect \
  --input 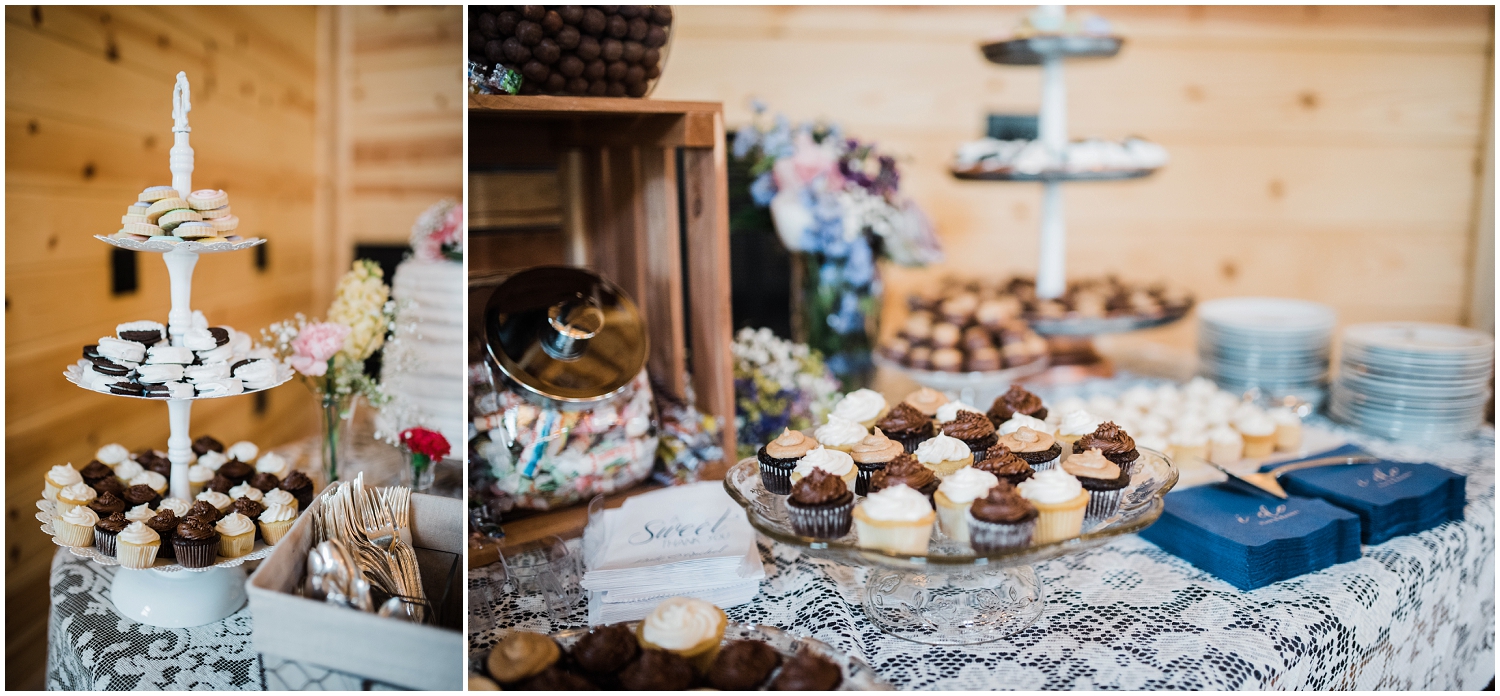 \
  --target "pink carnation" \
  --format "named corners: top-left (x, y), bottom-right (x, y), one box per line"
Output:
top-left (289, 322), bottom-right (349, 377)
